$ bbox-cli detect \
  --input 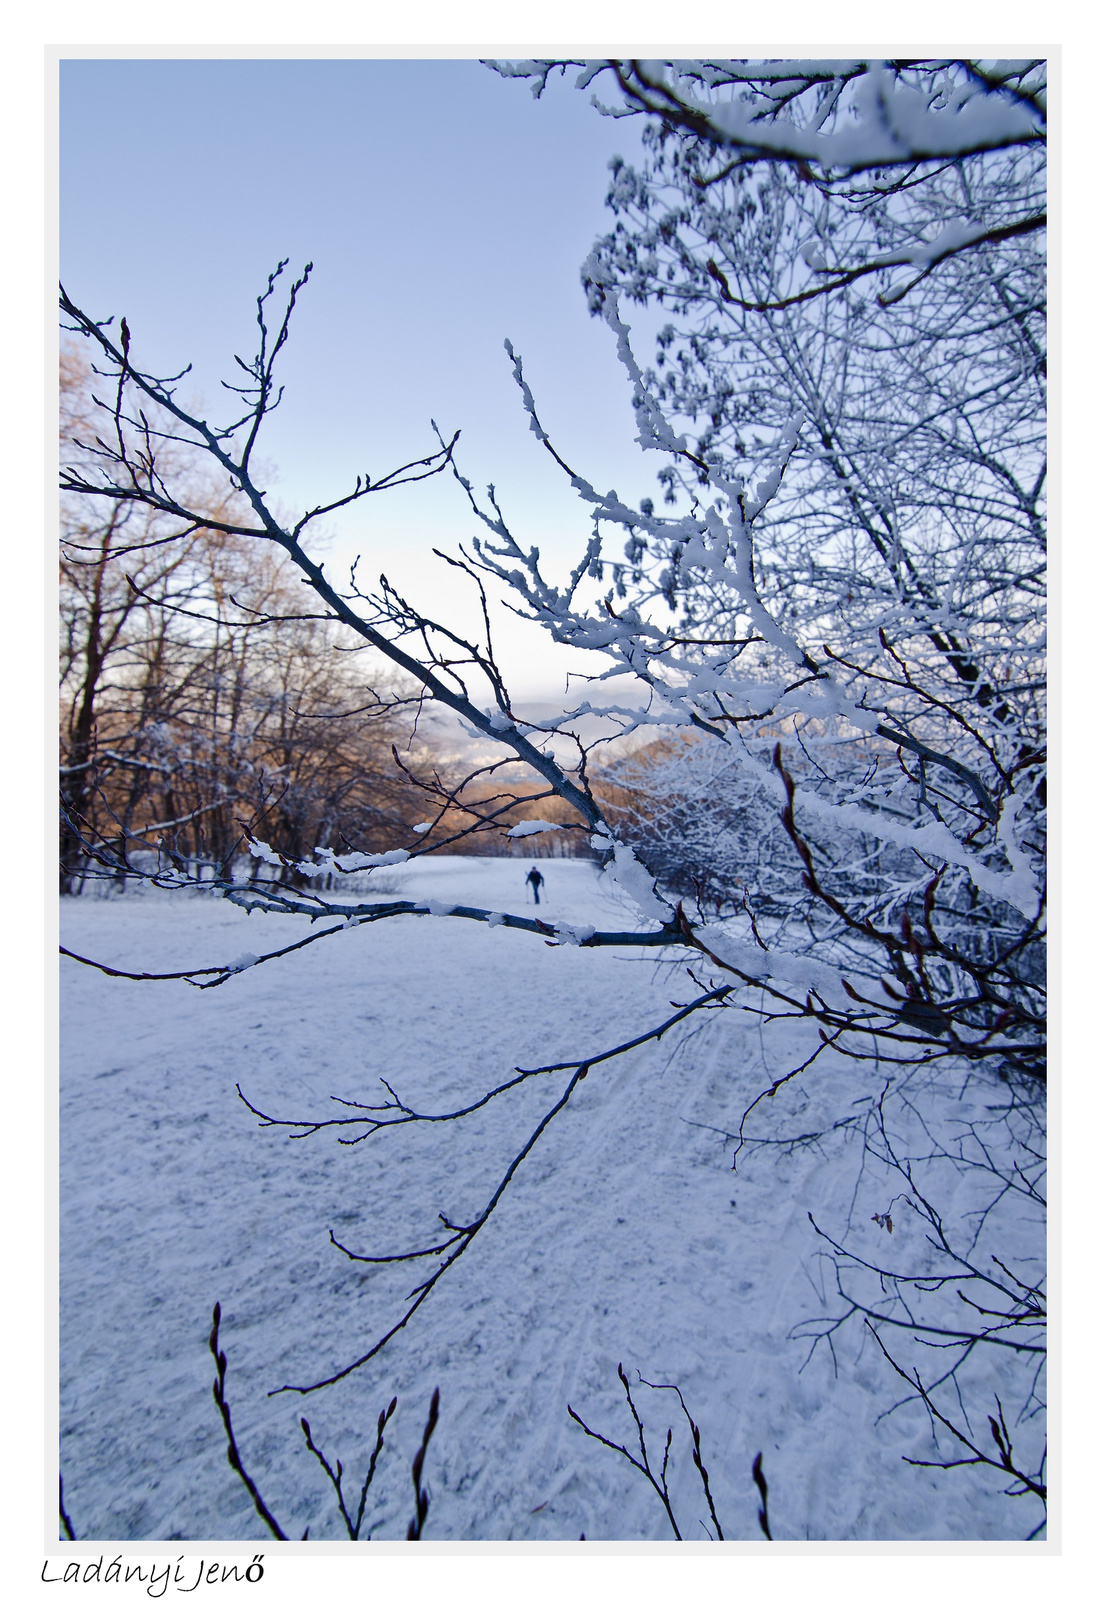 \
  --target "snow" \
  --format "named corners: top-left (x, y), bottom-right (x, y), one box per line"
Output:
top-left (674, 63), bottom-right (1043, 169)
top-left (602, 840), bottom-right (673, 922)
top-left (60, 857), bottom-right (1042, 1542)
top-left (245, 837), bottom-right (283, 867)
top-left (247, 839), bottom-right (411, 877)
top-left (795, 793), bottom-right (1041, 917)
